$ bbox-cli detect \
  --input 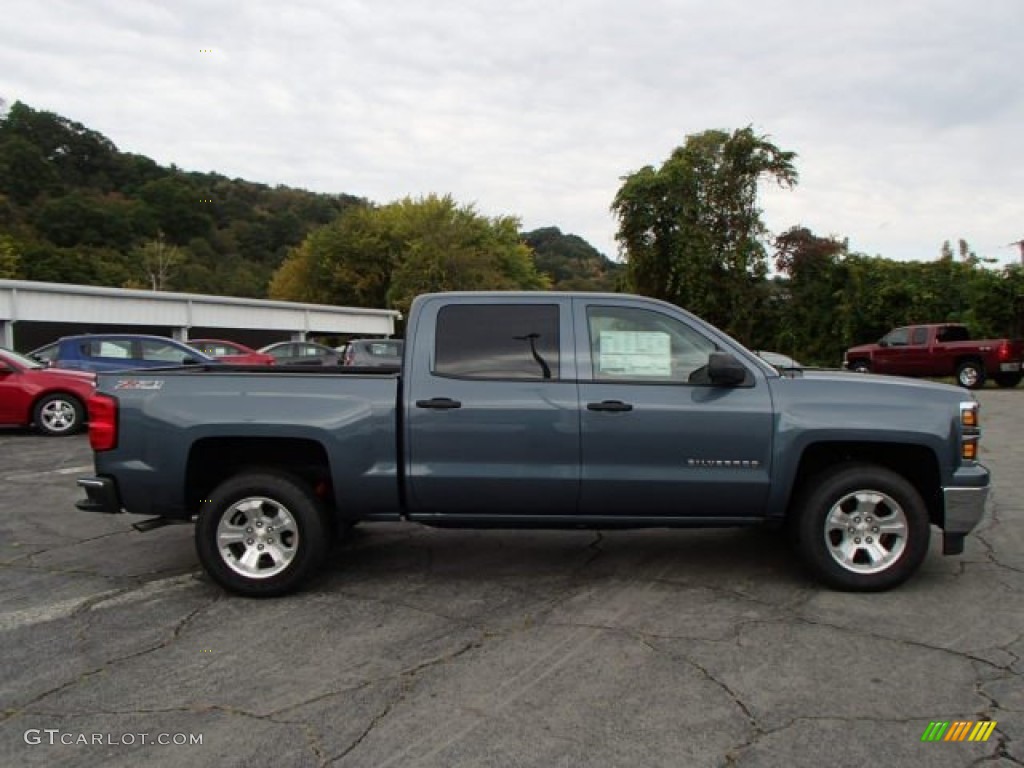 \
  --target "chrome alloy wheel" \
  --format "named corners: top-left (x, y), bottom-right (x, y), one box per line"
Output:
top-left (40, 398), bottom-right (77, 433)
top-left (823, 490), bottom-right (908, 574)
top-left (216, 497), bottom-right (299, 579)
